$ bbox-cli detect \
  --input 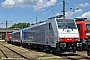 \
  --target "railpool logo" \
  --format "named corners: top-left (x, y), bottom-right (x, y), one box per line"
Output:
top-left (67, 30), bottom-right (71, 33)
